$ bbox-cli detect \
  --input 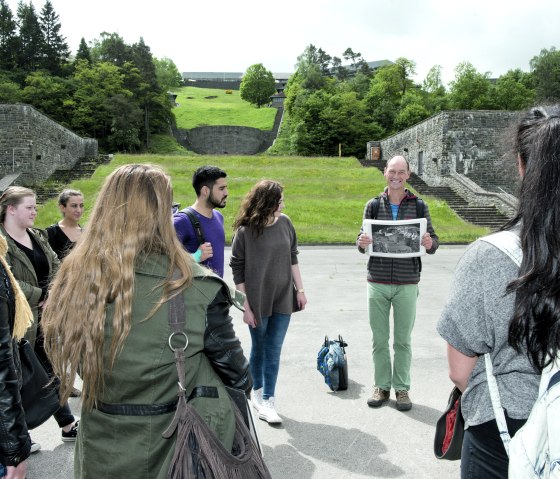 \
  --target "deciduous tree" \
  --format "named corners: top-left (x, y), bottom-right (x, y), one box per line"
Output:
top-left (492, 69), bottom-right (535, 110)
top-left (154, 56), bottom-right (182, 91)
top-left (448, 62), bottom-right (496, 109)
top-left (240, 63), bottom-right (276, 108)
top-left (530, 47), bottom-right (560, 101)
